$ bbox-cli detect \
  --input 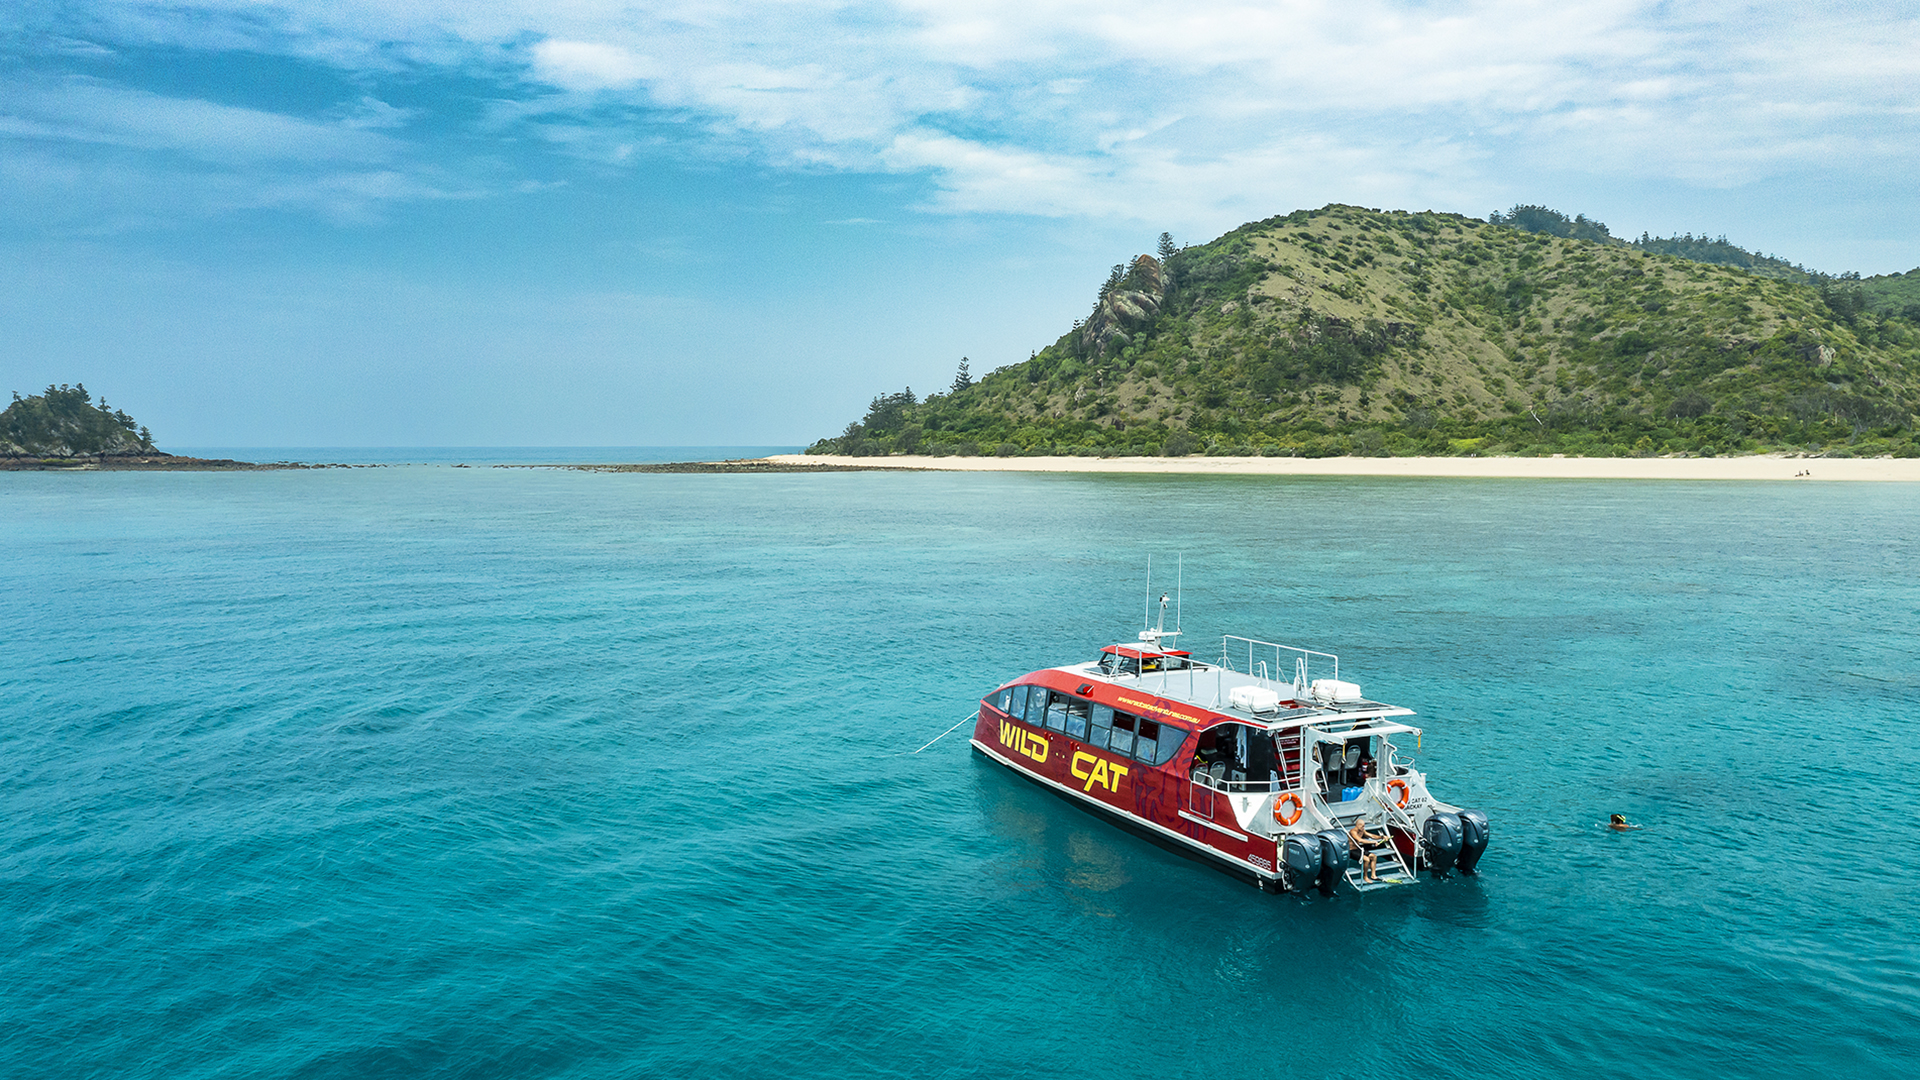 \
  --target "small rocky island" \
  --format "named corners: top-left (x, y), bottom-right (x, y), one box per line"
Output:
top-left (0, 384), bottom-right (269, 470)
